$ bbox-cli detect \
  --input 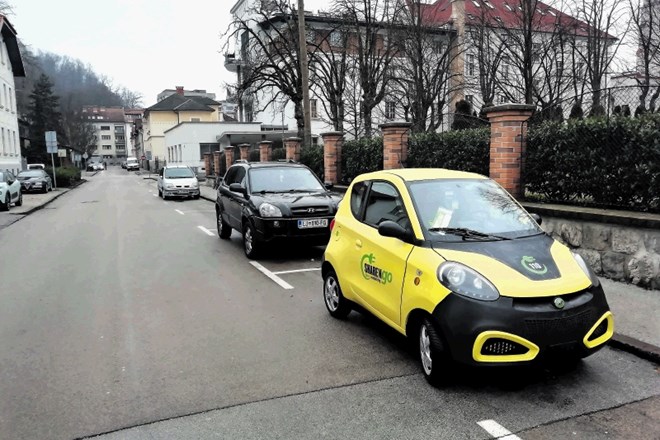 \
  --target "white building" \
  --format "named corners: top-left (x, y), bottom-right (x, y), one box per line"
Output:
top-left (0, 15), bottom-right (25, 174)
